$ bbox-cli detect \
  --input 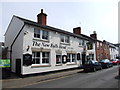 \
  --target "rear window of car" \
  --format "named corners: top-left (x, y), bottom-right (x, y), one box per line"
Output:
top-left (101, 59), bottom-right (109, 62)
top-left (111, 59), bottom-right (116, 61)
